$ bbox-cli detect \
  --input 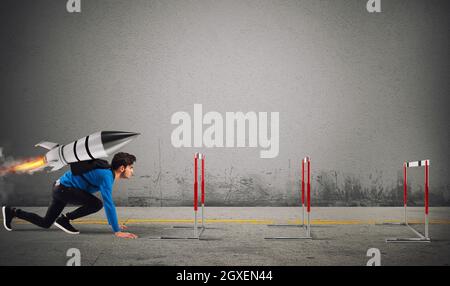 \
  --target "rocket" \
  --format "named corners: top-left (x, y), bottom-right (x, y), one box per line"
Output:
top-left (34, 131), bottom-right (140, 172)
